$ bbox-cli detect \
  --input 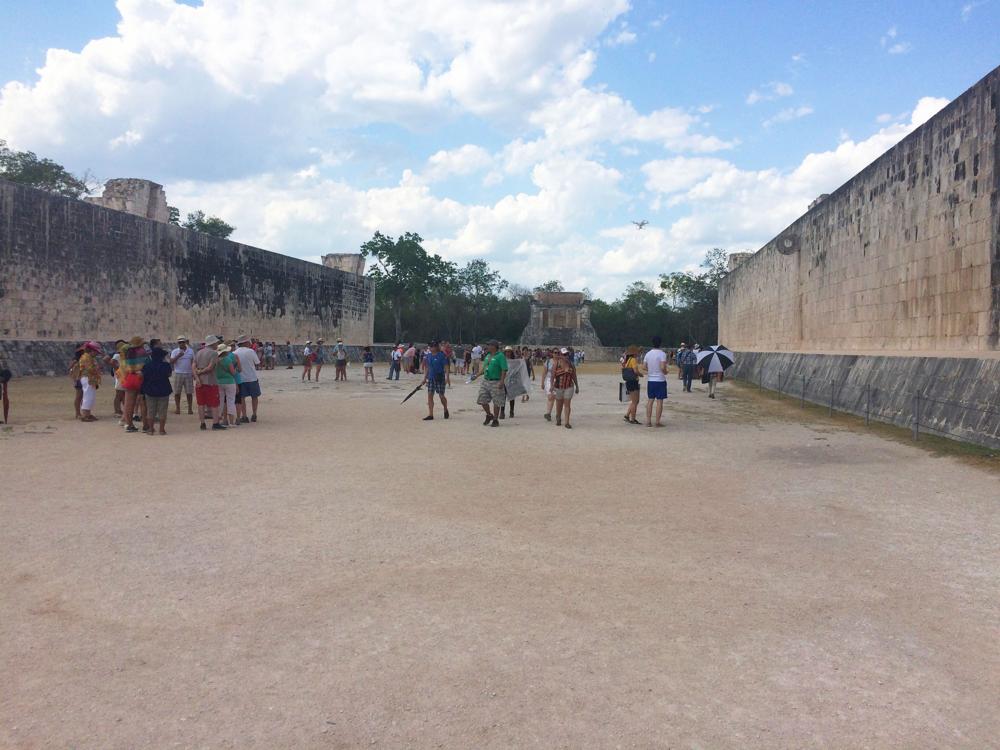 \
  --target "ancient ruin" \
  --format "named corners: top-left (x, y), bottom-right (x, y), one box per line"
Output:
top-left (519, 291), bottom-right (603, 348)
top-left (0, 178), bottom-right (374, 374)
